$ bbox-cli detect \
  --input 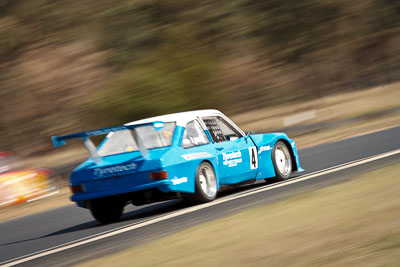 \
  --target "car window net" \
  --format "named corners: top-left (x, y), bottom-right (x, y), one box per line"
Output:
top-left (215, 117), bottom-right (240, 139)
top-left (203, 117), bottom-right (241, 142)
top-left (203, 118), bottom-right (226, 143)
